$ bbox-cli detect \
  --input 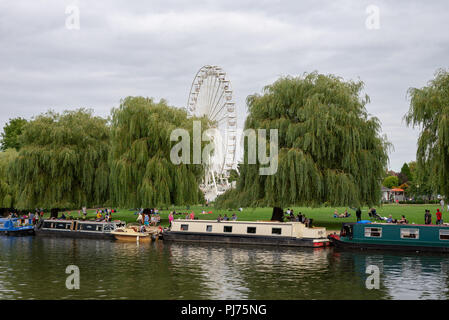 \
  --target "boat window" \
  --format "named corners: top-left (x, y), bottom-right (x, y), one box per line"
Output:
top-left (272, 228), bottom-right (282, 235)
top-left (440, 230), bottom-right (449, 240)
top-left (364, 227), bottom-right (382, 238)
top-left (247, 227), bottom-right (256, 234)
top-left (55, 222), bottom-right (70, 230)
top-left (401, 228), bottom-right (419, 239)
top-left (181, 224), bottom-right (189, 231)
top-left (206, 225), bottom-right (212, 232)
top-left (103, 224), bottom-right (115, 232)
top-left (79, 224), bottom-right (98, 231)
top-left (43, 221), bottom-right (54, 229)
top-left (224, 226), bottom-right (233, 233)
